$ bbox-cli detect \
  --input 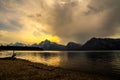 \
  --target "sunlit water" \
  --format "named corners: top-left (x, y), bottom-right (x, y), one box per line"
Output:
top-left (0, 51), bottom-right (120, 76)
